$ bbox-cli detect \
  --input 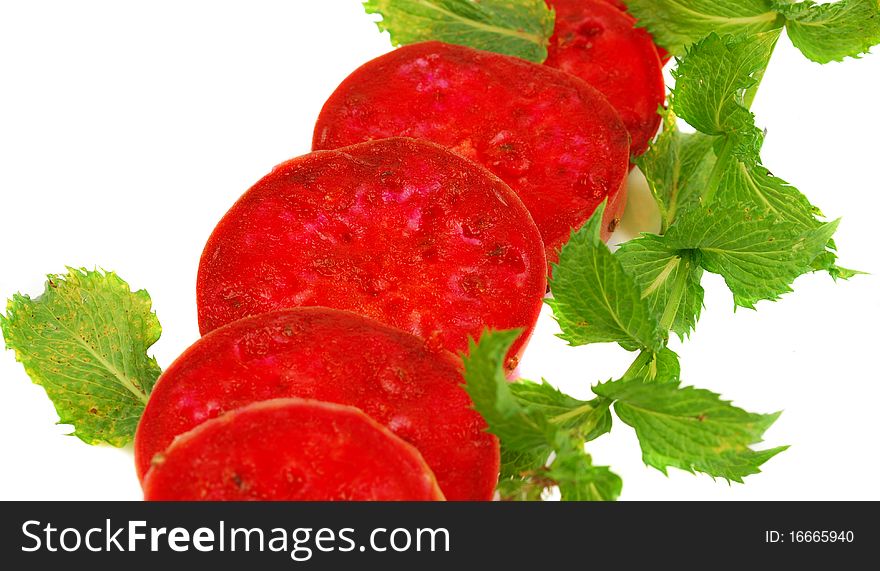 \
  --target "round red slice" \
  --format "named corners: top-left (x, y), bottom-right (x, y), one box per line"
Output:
top-left (546, 0), bottom-right (666, 157)
top-left (135, 308), bottom-right (500, 500)
top-left (143, 398), bottom-right (445, 501)
top-left (312, 41), bottom-right (630, 264)
top-left (196, 137), bottom-right (546, 363)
